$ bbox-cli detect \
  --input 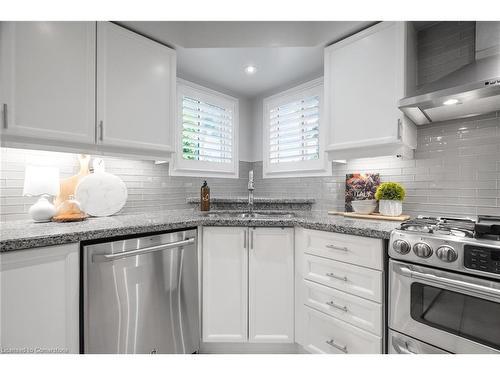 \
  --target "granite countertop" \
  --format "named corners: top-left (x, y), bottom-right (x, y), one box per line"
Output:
top-left (0, 209), bottom-right (401, 252)
top-left (186, 197), bottom-right (315, 204)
